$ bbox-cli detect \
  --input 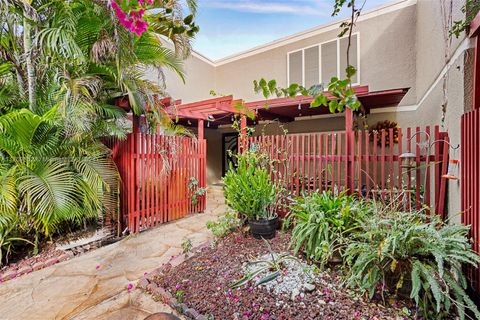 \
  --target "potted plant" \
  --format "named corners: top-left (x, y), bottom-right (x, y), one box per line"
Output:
top-left (223, 149), bottom-right (278, 239)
